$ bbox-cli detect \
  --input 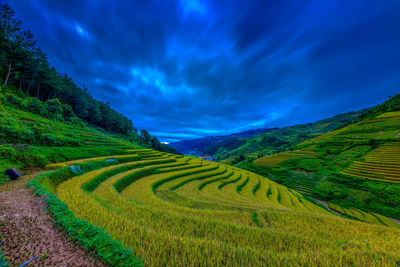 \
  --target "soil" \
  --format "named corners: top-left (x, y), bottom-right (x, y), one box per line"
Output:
top-left (390, 217), bottom-right (400, 226)
top-left (0, 172), bottom-right (107, 267)
top-left (309, 197), bottom-right (343, 217)
top-left (291, 168), bottom-right (314, 174)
